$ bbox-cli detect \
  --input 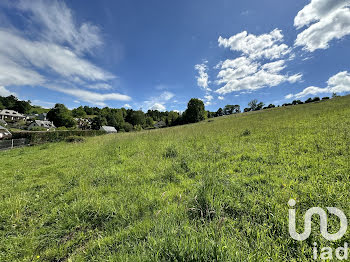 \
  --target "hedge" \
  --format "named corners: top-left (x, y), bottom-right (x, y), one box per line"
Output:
top-left (12, 130), bottom-right (107, 144)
